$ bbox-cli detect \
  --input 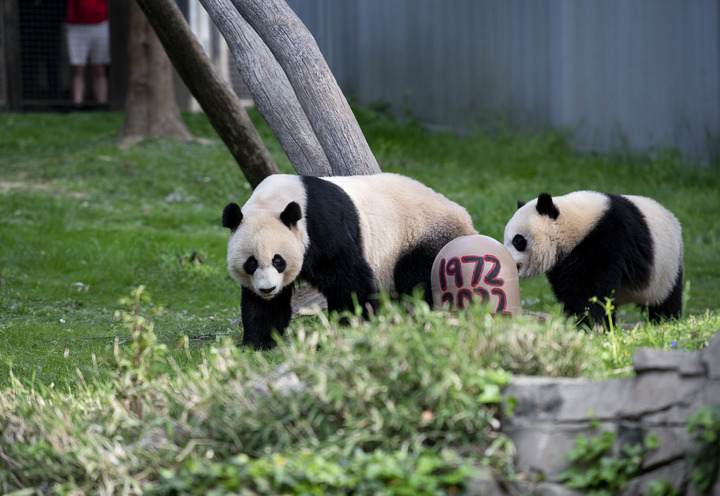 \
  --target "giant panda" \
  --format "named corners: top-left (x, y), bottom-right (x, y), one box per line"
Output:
top-left (222, 173), bottom-right (477, 348)
top-left (503, 191), bottom-right (683, 327)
